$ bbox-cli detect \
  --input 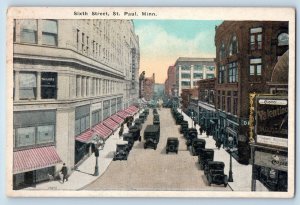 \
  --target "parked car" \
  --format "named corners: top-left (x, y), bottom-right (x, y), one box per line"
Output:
top-left (113, 144), bottom-right (130, 161)
top-left (198, 149), bottom-right (214, 170)
top-left (191, 138), bottom-right (206, 156)
top-left (166, 137), bottom-right (179, 154)
top-left (144, 125), bottom-right (160, 150)
top-left (180, 120), bottom-right (189, 134)
top-left (123, 133), bottom-right (135, 150)
top-left (175, 114), bottom-right (184, 125)
top-left (134, 119), bottom-right (143, 129)
top-left (129, 125), bottom-right (141, 141)
top-left (186, 128), bottom-right (198, 146)
top-left (205, 161), bottom-right (228, 187)
top-left (139, 113), bottom-right (147, 123)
